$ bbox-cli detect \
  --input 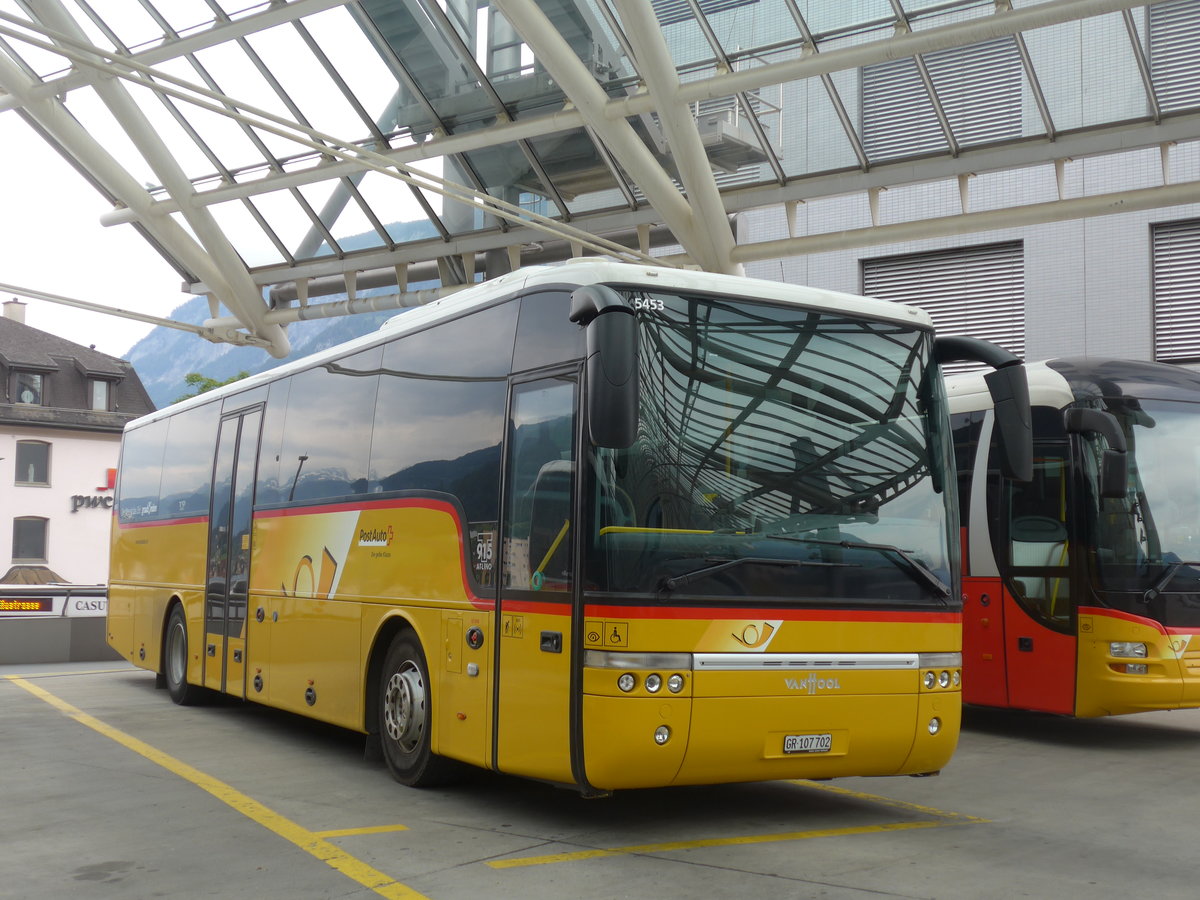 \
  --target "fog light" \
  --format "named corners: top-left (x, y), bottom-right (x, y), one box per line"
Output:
top-left (645, 673), bottom-right (662, 693)
top-left (1125, 663), bottom-right (1149, 675)
top-left (938, 670), bottom-right (951, 688)
top-left (667, 673), bottom-right (684, 693)
top-left (654, 725), bottom-right (671, 745)
top-left (927, 717), bottom-right (942, 735)
top-left (1110, 641), bottom-right (1147, 658)
top-left (618, 673), bottom-right (636, 692)
top-left (924, 671), bottom-right (936, 689)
